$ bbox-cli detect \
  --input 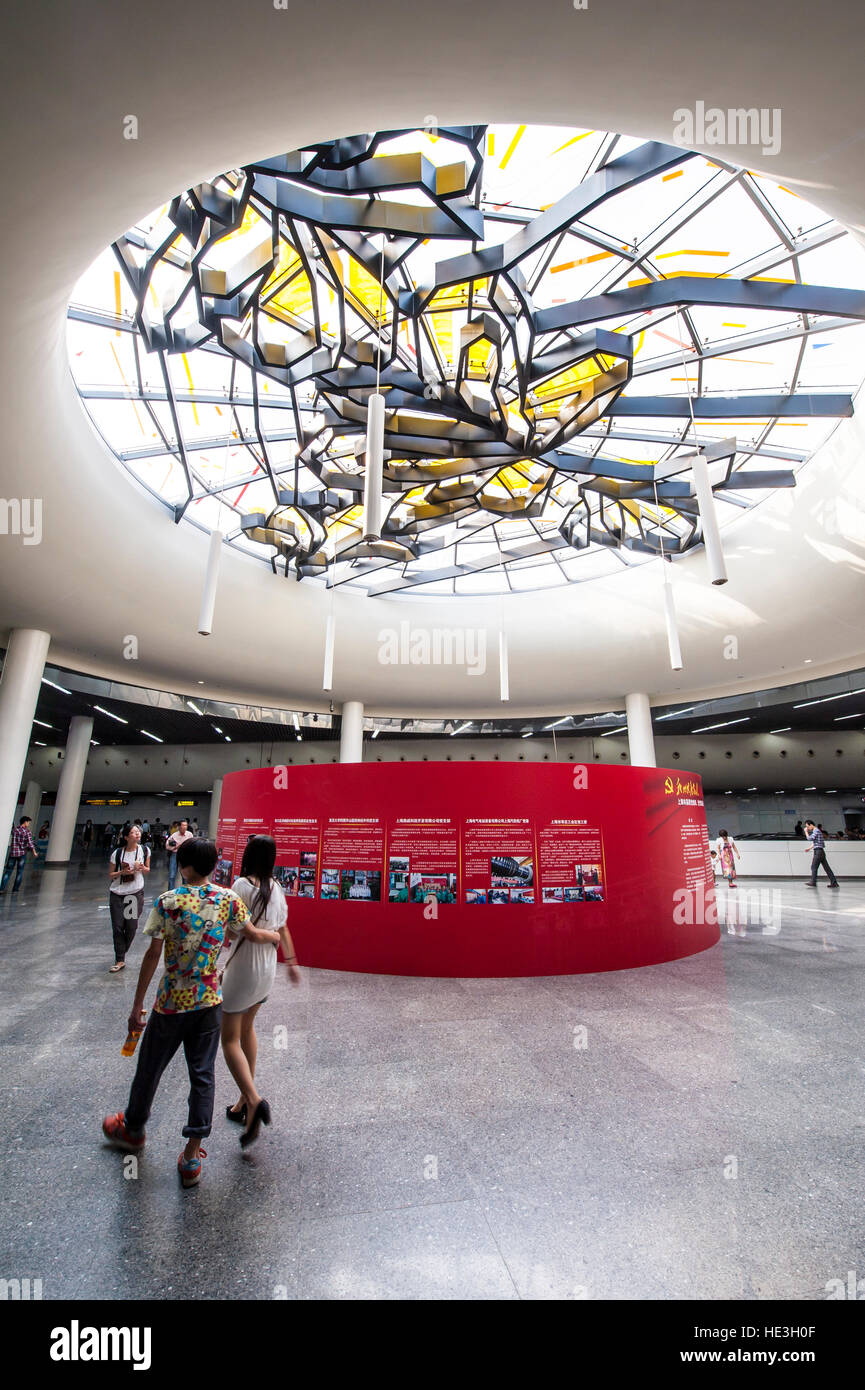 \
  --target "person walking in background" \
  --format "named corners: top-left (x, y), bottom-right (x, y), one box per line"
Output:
top-left (1, 816), bottom-right (38, 895)
top-left (102, 821), bottom-right (114, 851)
top-left (220, 834), bottom-right (301, 1148)
top-left (80, 819), bottom-right (94, 862)
top-left (165, 818), bottom-right (193, 891)
top-left (716, 829), bottom-right (740, 887)
top-left (102, 837), bottom-right (251, 1188)
top-left (804, 819), bottom-right (839, 888)
top-left (107, 824), bottom-right (151, 973)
